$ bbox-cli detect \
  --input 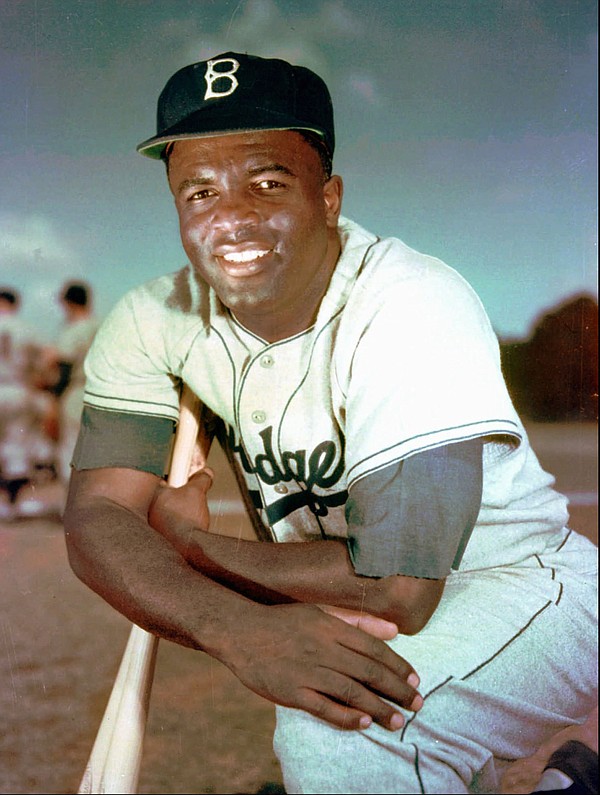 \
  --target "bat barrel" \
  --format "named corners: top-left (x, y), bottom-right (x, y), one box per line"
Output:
top-left (79, 626), bottom-right (159, 793)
